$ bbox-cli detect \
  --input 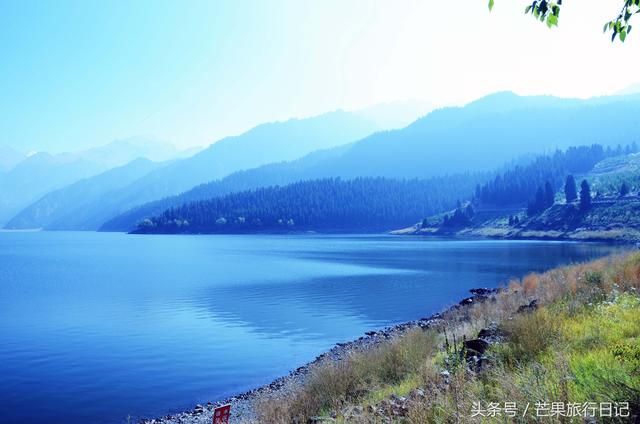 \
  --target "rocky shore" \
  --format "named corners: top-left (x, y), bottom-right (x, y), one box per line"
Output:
top-left (140, 287), bottom-right (498, 424)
